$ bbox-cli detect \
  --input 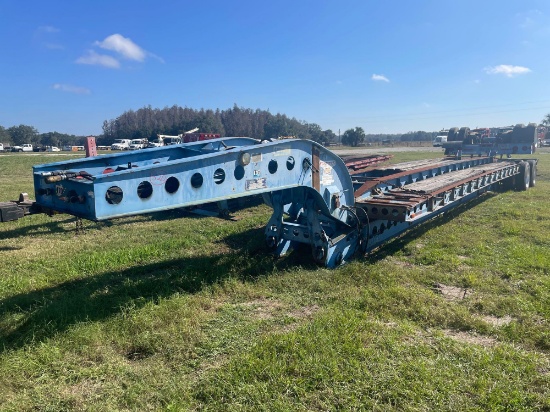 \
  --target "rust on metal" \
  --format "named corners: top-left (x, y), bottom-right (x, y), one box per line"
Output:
top-left (355, 161), bottom-right (517, 222)
top-left (342, 154), bottom-right (393, 174)
top-left (312, 144), bottom-right (320, 191)
top-left (353, 157), bottom-right (492, 198)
